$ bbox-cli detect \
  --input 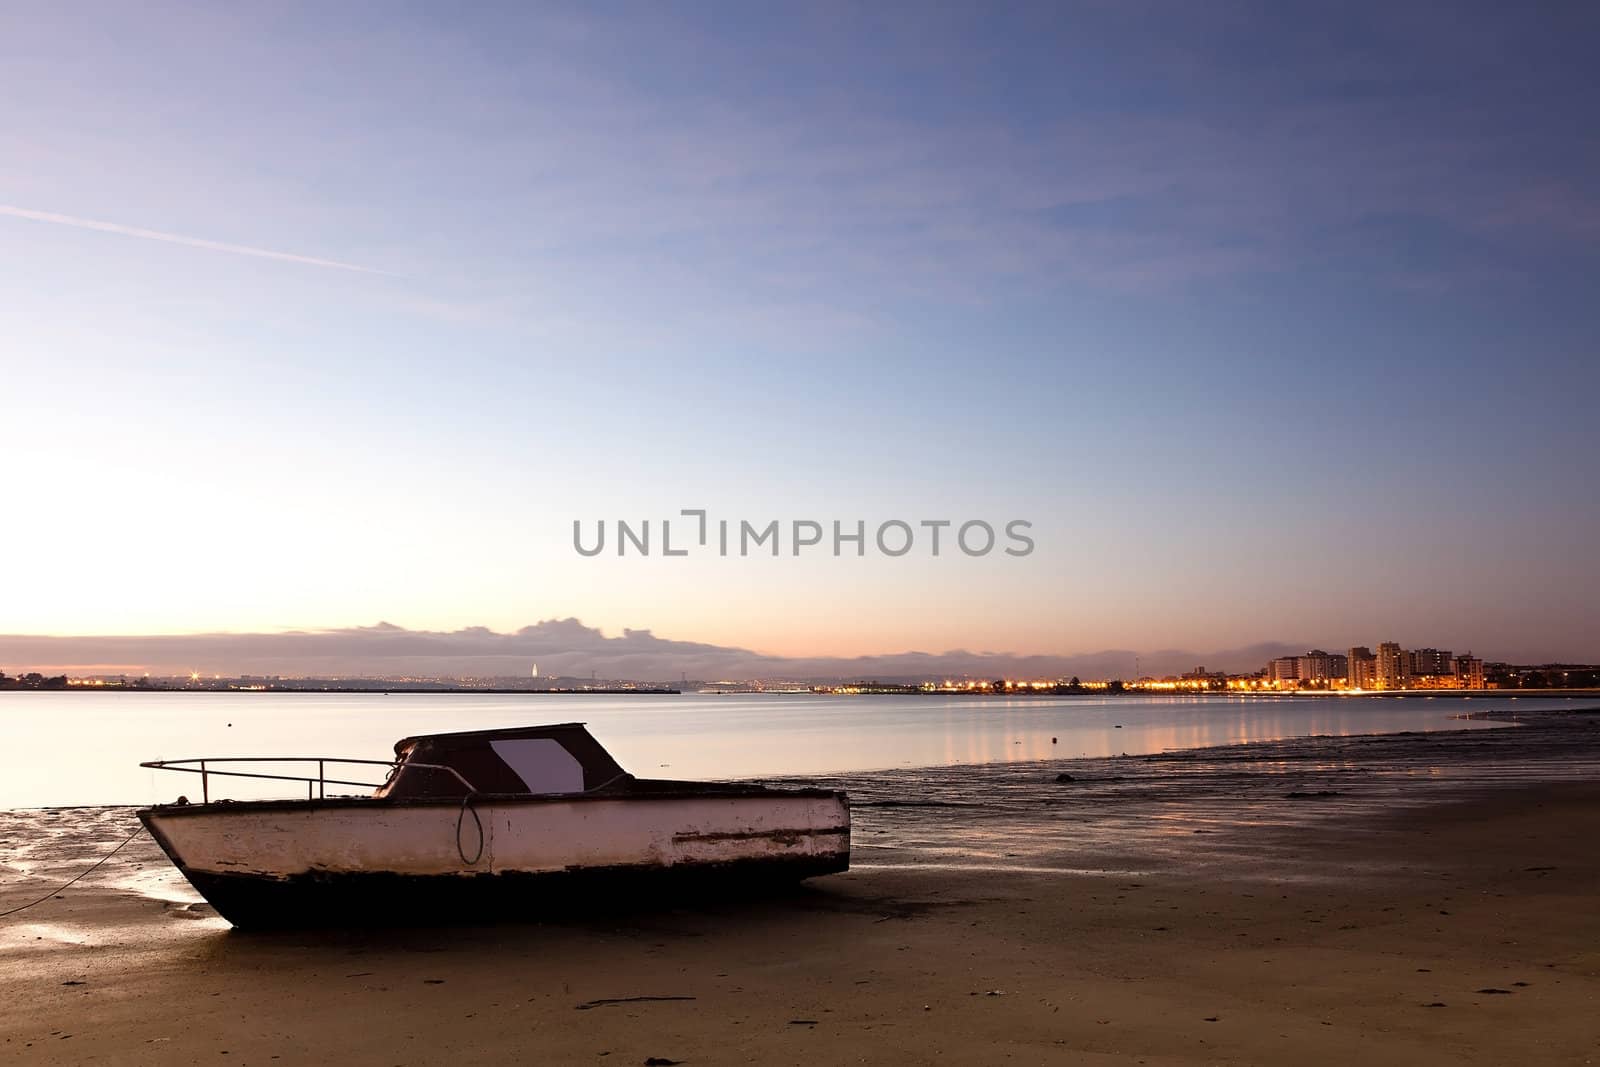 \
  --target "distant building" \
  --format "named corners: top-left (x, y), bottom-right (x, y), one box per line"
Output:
top-left (1348, 647), bottom-right (1377, 689)
top-left (1299, 650), bottom-right (1333, 681)
top-left (1376, 642), bottom-right (1411, 690)
top-left (1408, 673), bottom-right (1459, 690)
top-left (1453, 653), bottom-right (1485, 690)
top-left (1294, 650), bottom-right (1346, 684)
top-left (1413, 648), bottom-right (1453, 676)
top-left (1268, 657), bottom-right (1301, 684)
